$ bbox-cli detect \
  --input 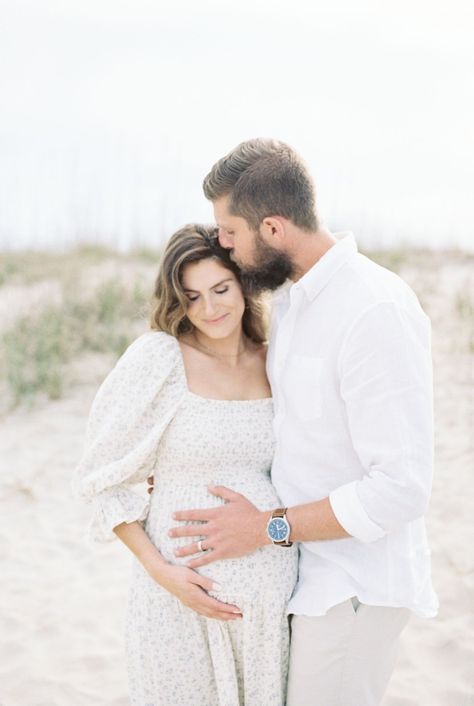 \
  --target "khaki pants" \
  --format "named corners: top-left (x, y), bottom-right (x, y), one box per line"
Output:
top-left (286, 598), bottom-right (410, 706)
